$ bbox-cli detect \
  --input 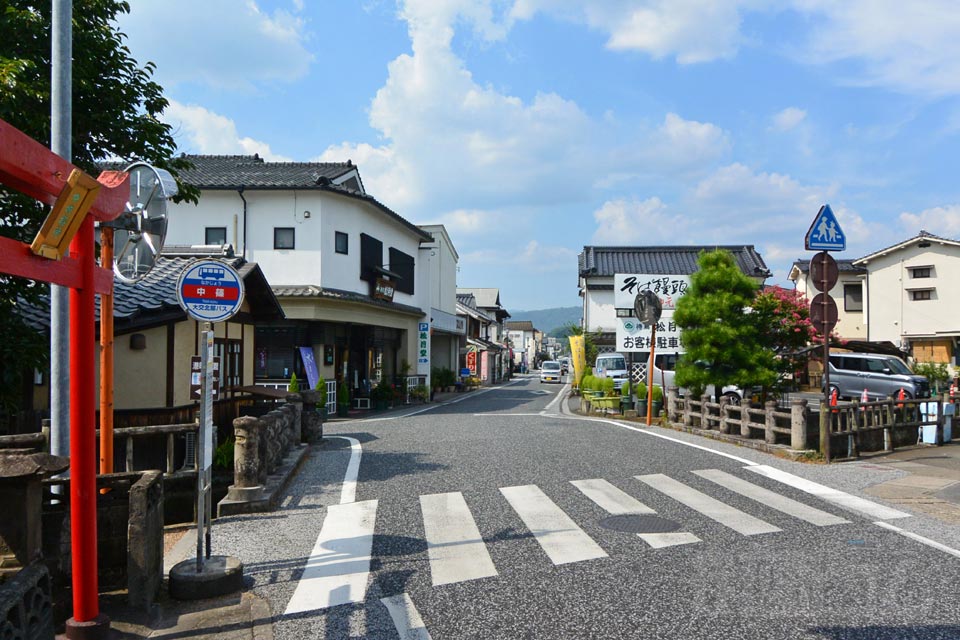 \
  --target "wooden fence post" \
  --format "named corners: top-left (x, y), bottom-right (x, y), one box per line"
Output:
top-left (790, 399), bottom-right (808, 450)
